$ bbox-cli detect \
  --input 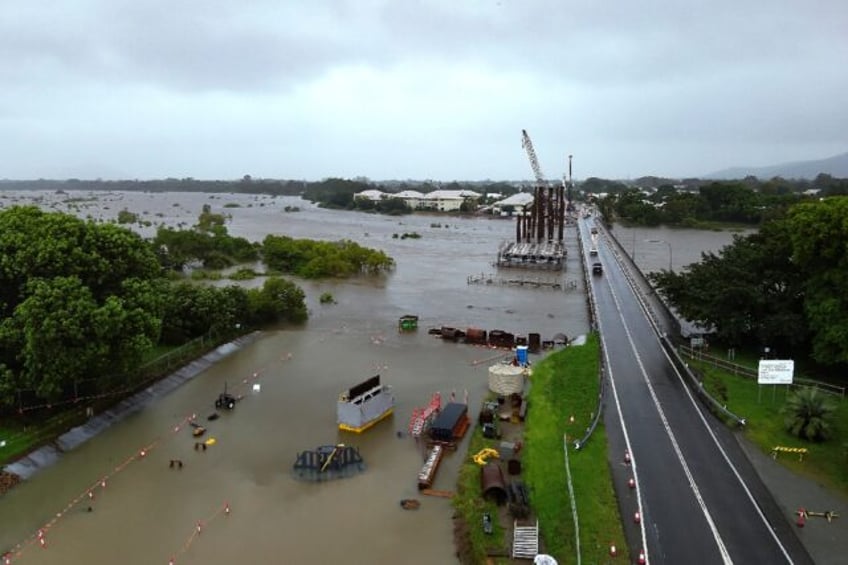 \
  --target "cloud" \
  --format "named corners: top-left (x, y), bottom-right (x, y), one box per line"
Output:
top-left (0, 0), bottom-right (846, 179)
